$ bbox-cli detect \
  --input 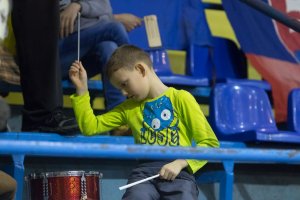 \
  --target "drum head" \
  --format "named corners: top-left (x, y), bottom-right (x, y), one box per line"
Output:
top-left (27, 170), bottom-right (102, 179)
